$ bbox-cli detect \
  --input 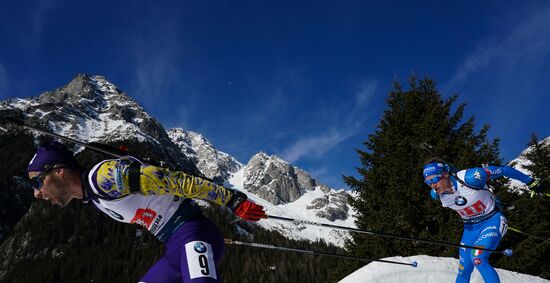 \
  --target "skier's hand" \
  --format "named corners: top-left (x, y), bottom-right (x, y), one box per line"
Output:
top-left (528, 178), bottom-right (542, 198)
top-left (234, 200), bottom-right (267, 221)
top-left (227, 191), bottom-right (266, 221)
